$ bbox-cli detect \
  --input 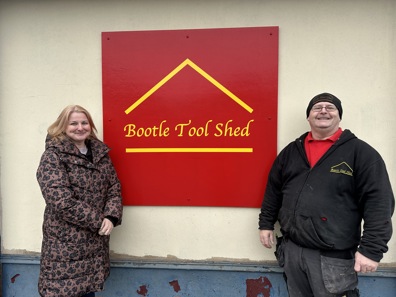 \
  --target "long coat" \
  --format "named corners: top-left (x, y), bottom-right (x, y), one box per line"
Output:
top-left (36, 136), bottom-right (123, 297)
